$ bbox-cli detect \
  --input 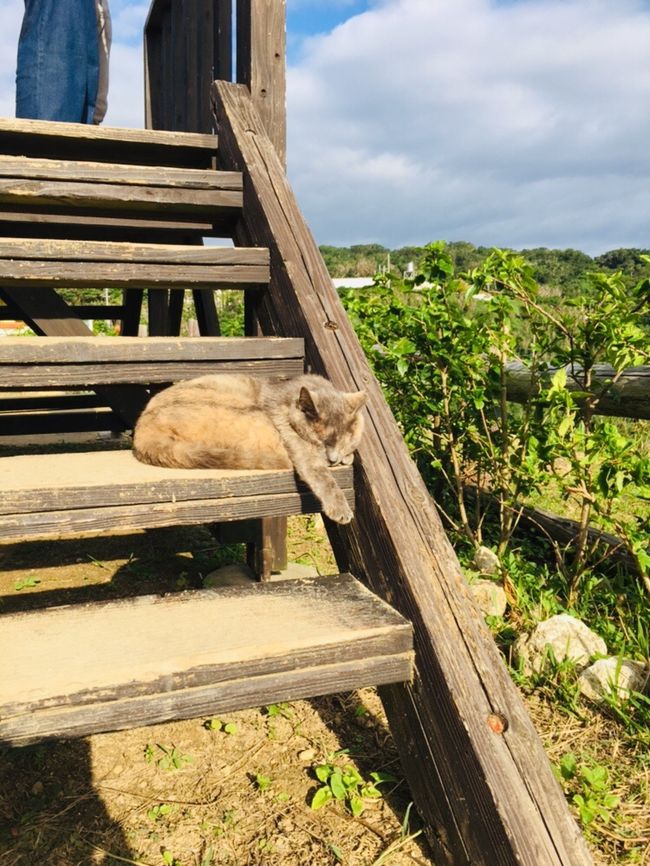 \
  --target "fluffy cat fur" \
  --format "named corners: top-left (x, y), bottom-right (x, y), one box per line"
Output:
top-left (132, 373), bottom-right (367, 524)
